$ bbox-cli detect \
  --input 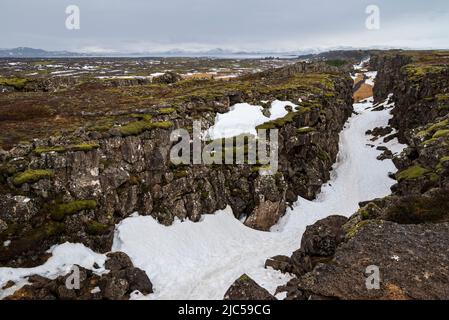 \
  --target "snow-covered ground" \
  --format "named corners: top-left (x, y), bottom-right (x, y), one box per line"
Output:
top-left (0, 70), bottom-right (406, 300)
